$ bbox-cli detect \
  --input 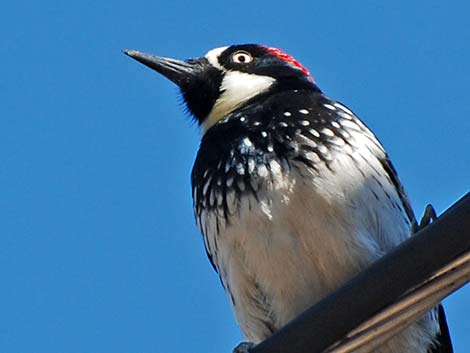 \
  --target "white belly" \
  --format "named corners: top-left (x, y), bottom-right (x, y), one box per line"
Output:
top-left (199, 156), bottom-right (437, 352)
